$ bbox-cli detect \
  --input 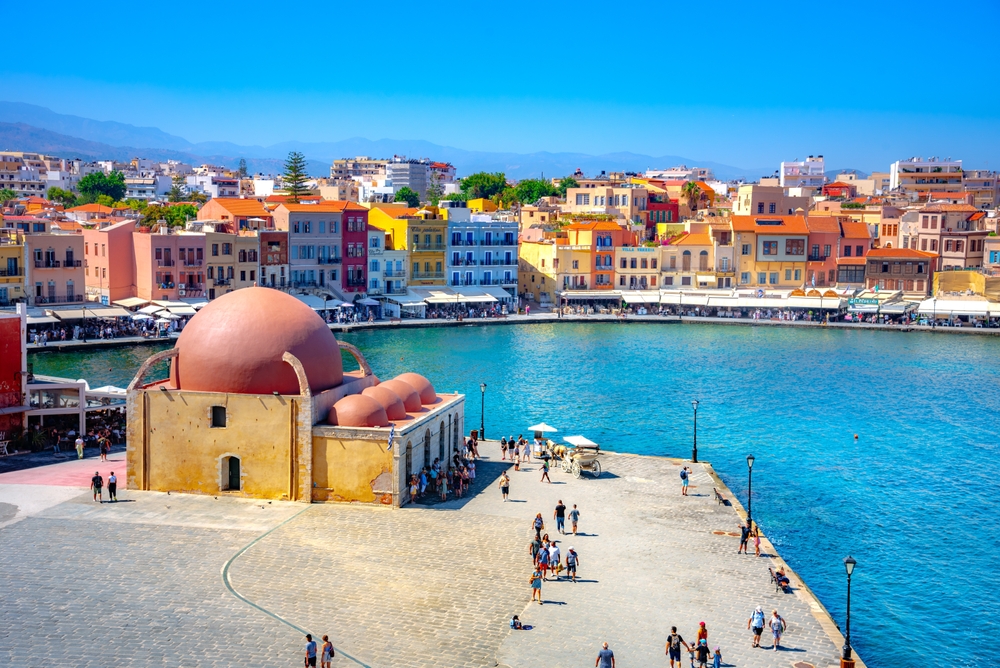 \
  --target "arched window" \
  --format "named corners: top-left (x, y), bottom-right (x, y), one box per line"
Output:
top-left (699, 250), bottom-right (709, 271)
top-left (682, 250), bottom-right (692, 271)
